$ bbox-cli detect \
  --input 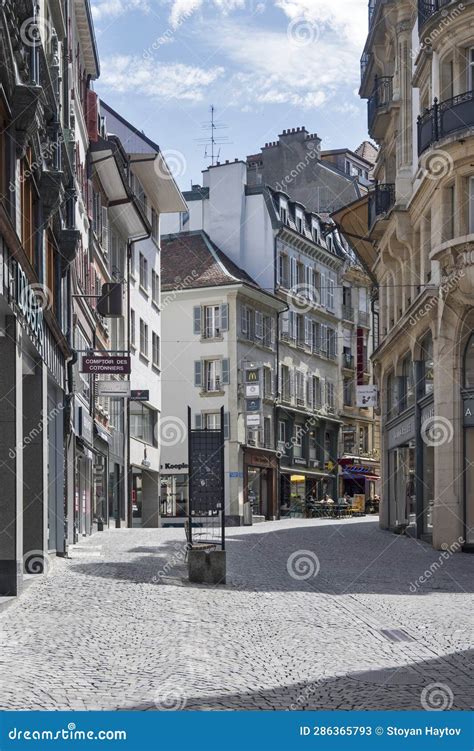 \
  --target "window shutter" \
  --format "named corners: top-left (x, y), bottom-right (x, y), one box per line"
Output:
top-left (255, 311), bottom-right (263, 339)
top-left (321, 324), bottom-right (328, 354)
top-left (307, 377), bottom-right (313, 408)
top-left (220, 303), bottom-right (229, 331)
top-left (241, 305), bottom-right (248, 334)
top-left (193, 306), bottom-right (201, 335)
top-left (320, 272), bottom-right (326, 307)
top-left (194, 360), bottom-right (202, 387)
top-left (305, 317), bottom-right (311, 346)
top-left (221, 358), bottom-right (230, 385)
top-left (289, 369), bottom-right (294, 399)
top-left (101, 206), bottom-right (108, 254)
top-left (223, 412), bottom-right (230, 440)
top-left (290, 257), bottom-right (297, 289)
top-left (195, 413), bottom-right (203, 429)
